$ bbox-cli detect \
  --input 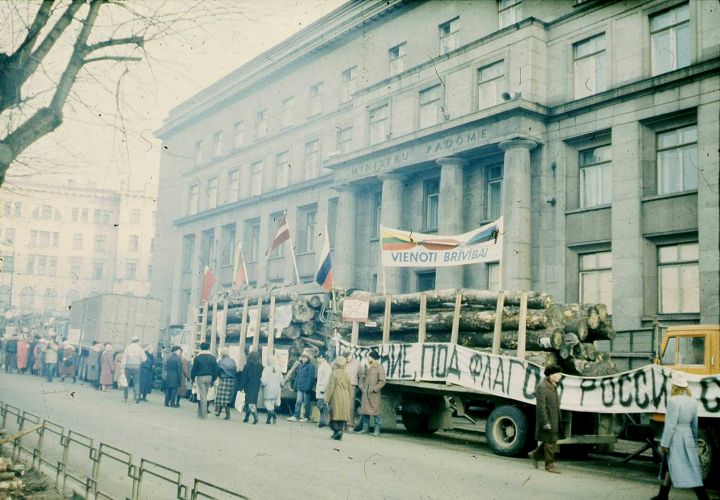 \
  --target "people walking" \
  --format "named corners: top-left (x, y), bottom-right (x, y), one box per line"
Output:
top-left (60, 342), bottom-right (76, 383)
top-left (99, 344), bottom-right (115, 391)
top-left (529, 365), bottom-right (563, 473)
top-left (315, 355), bottom-right (331, 428)
top-left (358, 350), bottom-right (386, 436)
top-left (240, 351), bottom-right (263, 424)
top-left (288, 352), bottom-right (315, 422)
top-left (652, 372), bottom-right (710, 500)
top-left (164, 346), bottom-right (184, 408)
top-left (44, 341), bottom-right (58, 382)
top-left (139, 345), bottom-right (155, 401)
top-left (325, 356), bottom-right (352, 441)
top-left (345, 351), bottom-right (361, 432)
top-left (215, 348), bottom-right (237, 420)
top-left (191, 342), bottom-right (217, 419)
top-left (261, 355), bottom-right (284, 425)
top-left (121, 336), bottom-right (147, 403)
